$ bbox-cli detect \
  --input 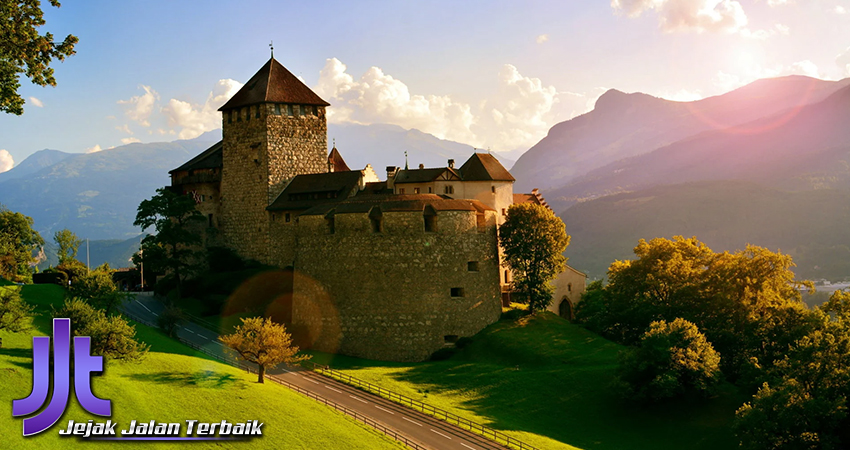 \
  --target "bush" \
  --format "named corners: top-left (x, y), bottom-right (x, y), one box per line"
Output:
top-left (0, 288), bottom-right (35, 333)
top-left (455, 337), bottom-right (474, 349)
top-left (429, 347), bottom-right (457, 361)
top-left (70, 264), bottom-right (126, 314)
top-left (53, 298), bottom-right (148, 361)
top-left (56, 259), bottom-right (89, 285)
top-left (617, 318), bottom-right (722, 402)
